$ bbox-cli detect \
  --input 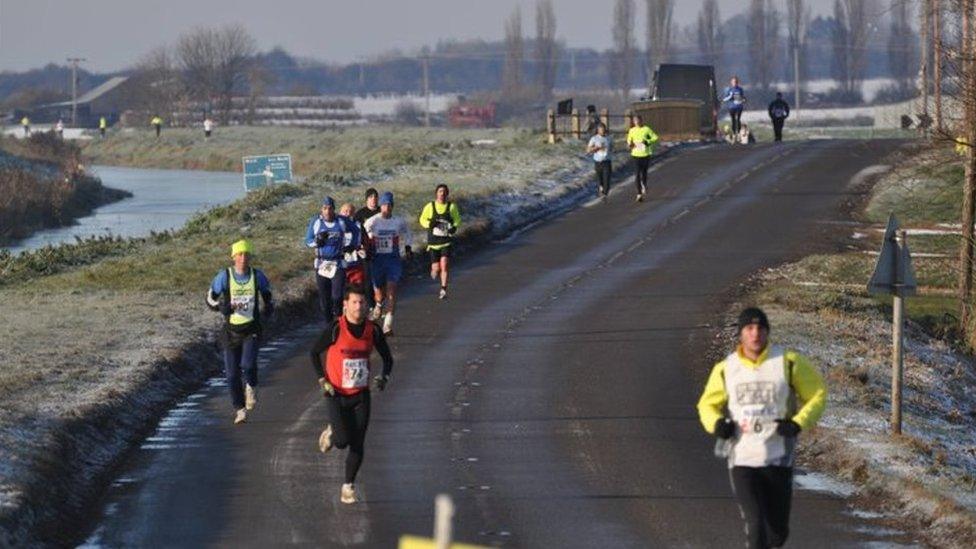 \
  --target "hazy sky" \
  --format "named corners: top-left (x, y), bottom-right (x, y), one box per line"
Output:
top-left (1, 0), bottom-right (848, 72)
